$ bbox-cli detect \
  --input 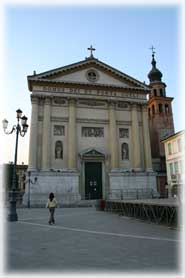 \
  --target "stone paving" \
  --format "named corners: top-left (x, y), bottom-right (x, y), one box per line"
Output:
top-left (4, 207), bottom-right (181, 275)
